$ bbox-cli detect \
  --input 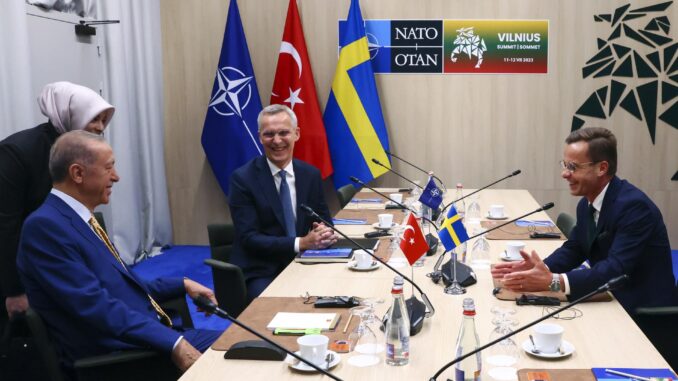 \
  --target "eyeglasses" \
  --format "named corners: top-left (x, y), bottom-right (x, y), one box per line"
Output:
top-left (260, 129), bottom-right (293, 140)
top-left (559, 160), bottom-right (598, 173)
